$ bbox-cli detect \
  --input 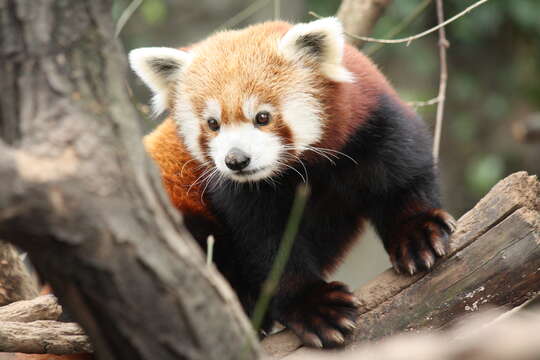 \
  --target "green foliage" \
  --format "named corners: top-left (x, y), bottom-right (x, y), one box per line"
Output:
top-left (305, 0), bottom-right (340, 19)
top-left (141, 0), bottom-right (167, 25)
top-left (466, 154), bottom-right (505, 196)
